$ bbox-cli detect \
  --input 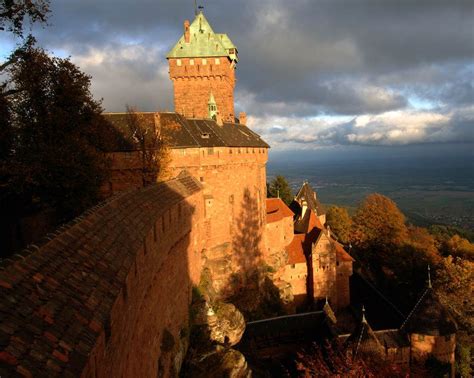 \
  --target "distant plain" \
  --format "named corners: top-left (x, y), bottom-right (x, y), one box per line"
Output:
top-left (267, 145), bottom-right (474, 231)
